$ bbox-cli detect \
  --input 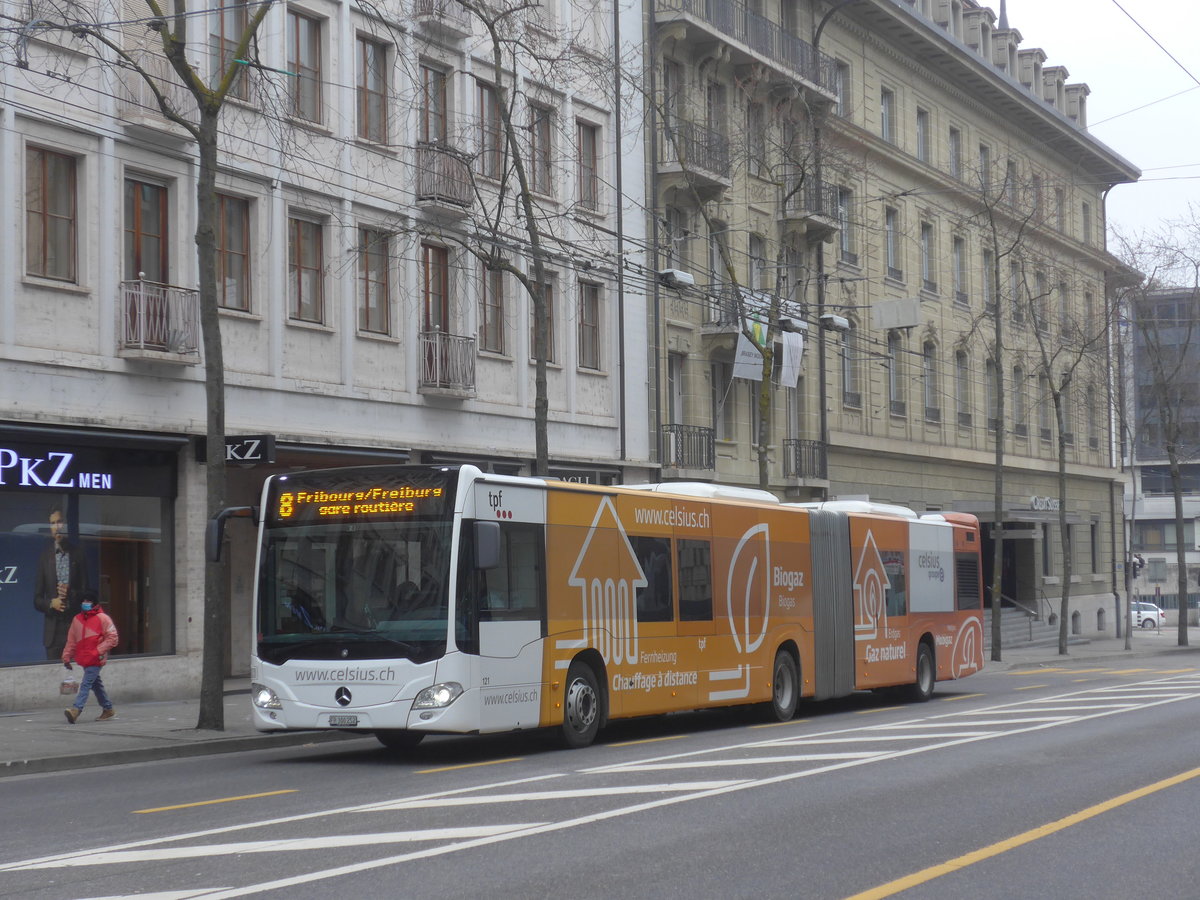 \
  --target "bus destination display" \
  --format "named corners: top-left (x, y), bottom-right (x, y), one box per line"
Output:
top-left (267, 469), bottom-right (454, 526)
